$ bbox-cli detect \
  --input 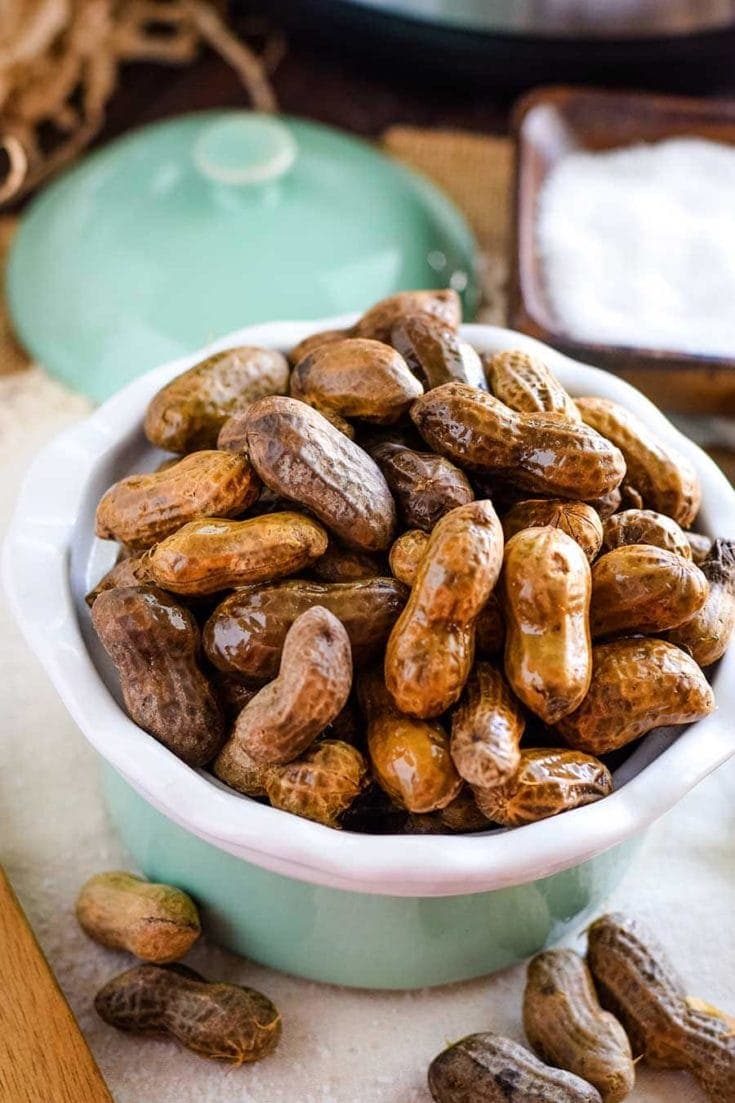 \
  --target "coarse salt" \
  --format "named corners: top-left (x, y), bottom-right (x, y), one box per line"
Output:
top-left (537, 137), bottom-right (735, 357)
